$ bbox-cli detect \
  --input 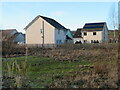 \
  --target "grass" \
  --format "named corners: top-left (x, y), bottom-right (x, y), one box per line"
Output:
top-left (2, 56), bottom-right (92, 88)
top-left (2, 43), bottom-right (118, 88)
